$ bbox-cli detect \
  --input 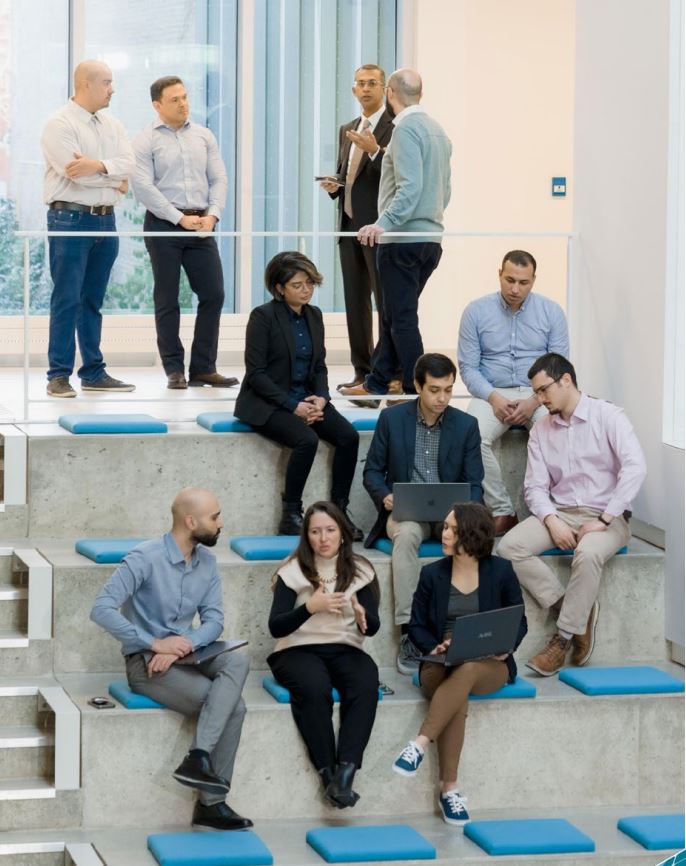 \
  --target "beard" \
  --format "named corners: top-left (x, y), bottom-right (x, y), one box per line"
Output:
top-left (192, 529), bottom-right (220, 547)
